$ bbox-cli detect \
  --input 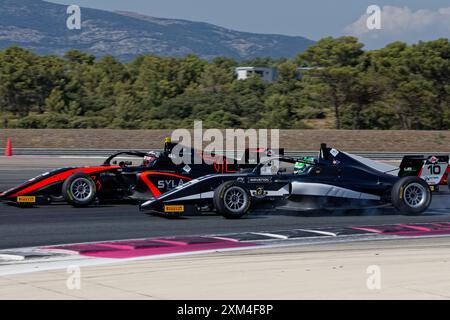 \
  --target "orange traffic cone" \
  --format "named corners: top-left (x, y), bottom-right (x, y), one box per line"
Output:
top-left (5, 137), bottom-right (12, 156)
